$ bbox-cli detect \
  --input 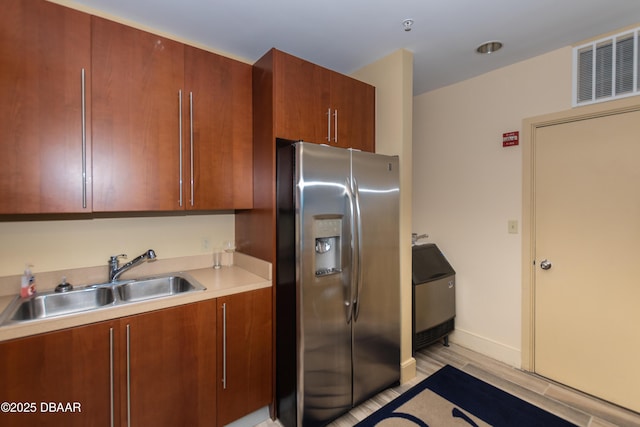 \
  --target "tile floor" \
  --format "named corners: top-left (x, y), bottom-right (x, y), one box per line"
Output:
top-left (256, 342), bottom-right (640, 427)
